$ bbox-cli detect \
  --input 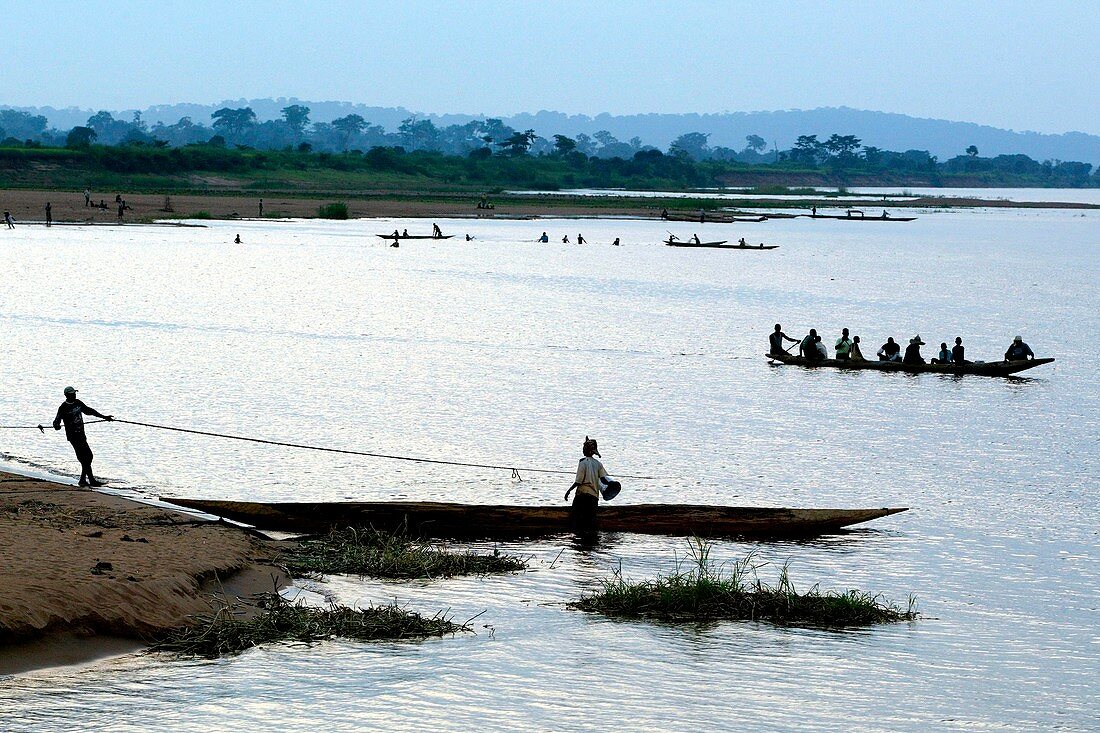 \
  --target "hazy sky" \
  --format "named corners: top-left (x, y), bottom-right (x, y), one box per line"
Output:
top-left (4, 0), bottom-right (1096, 134)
